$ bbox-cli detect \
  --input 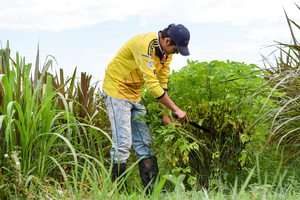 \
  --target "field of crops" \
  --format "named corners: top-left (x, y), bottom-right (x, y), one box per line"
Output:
top-left (1, 7), bottom-right (300, 200)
